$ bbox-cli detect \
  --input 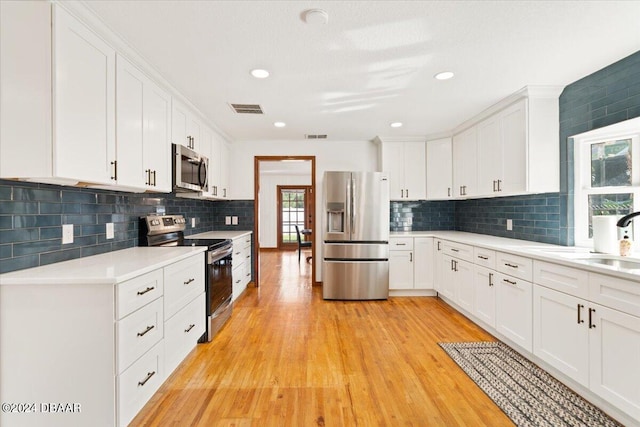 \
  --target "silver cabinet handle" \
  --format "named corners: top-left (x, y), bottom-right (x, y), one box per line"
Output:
top-left (184, 324), bottom-right (195, 333)
top-left (236, 279), bottom-right (241, 284)
top-left (138, 371), bottom-right (156, 387)
top-left (492, 180), bottom-right (497, 192)
top-left (184, 278), bottom-right (195, 285)
top-left (152, 170), bottom-right (157, 186)
top-left (145, 169), bottom-right (151, 185)
top-left (503, 278), bottom-right (517, 285)
top-left (137, 286), bottom-right (155, 296)
top-left (400, 189), bottom-right (404, 198)
top-left (504, 263), bottom-right (518, 269)
top-left (137, 325), bottom-right (155, 337)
